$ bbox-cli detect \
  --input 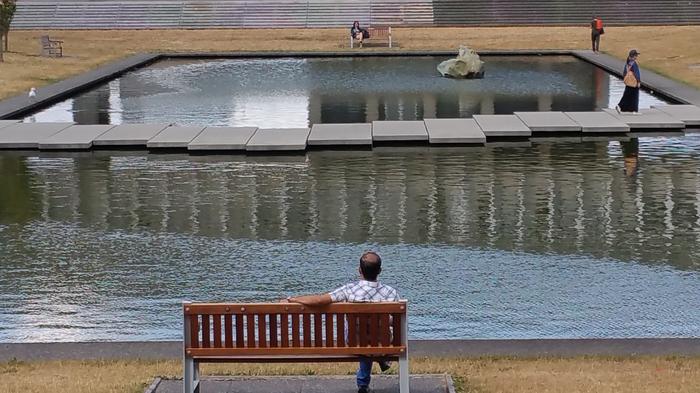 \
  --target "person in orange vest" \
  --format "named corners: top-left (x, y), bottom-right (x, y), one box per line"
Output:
top-left (591, 16), bottom-right (604, 52)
